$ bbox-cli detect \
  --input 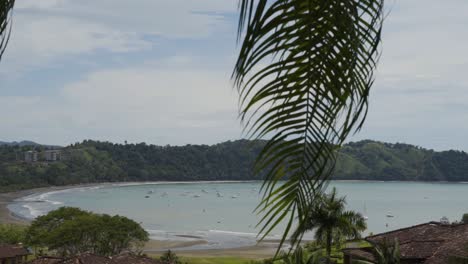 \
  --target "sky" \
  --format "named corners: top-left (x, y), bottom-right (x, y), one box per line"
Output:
top-left (0, 0), bottom-right (467, 151)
